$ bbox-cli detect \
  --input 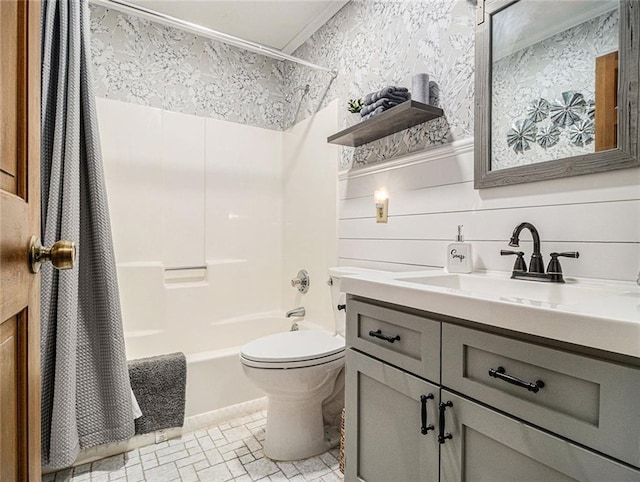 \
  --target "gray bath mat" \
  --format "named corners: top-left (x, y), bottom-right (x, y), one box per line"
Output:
top-left (128, 352), bottom-right (187, 435)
